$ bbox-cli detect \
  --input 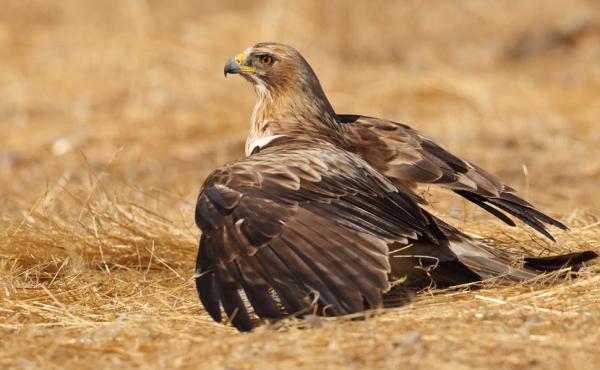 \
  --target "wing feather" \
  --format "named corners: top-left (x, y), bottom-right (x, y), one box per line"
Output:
top-left (195, 141), bottom-right (430, 330)
top-left (234, 259), bottom-right (283, 319)
top-left (195, 235), bottom-right (221, 322)
top-left (216, 275), bottom-right (253, 332)
top-left (291, 214), bottom-right (386, 307)
top-left (341, 114), bottom-right (567, 239)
